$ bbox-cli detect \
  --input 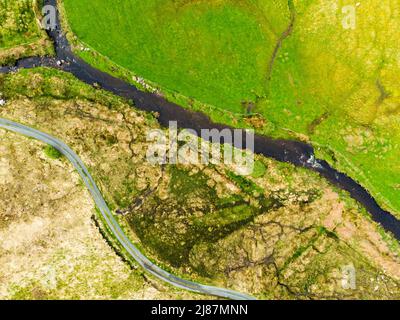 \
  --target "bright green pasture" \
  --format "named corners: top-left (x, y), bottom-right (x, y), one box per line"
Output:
top-left (63, 0), bottom-right (291, 113)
